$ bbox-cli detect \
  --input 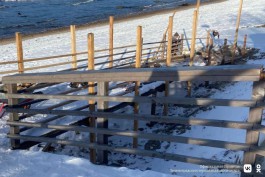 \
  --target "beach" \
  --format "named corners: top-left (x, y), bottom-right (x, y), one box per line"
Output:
top-left (0, 0), bottom-right (225, 45)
